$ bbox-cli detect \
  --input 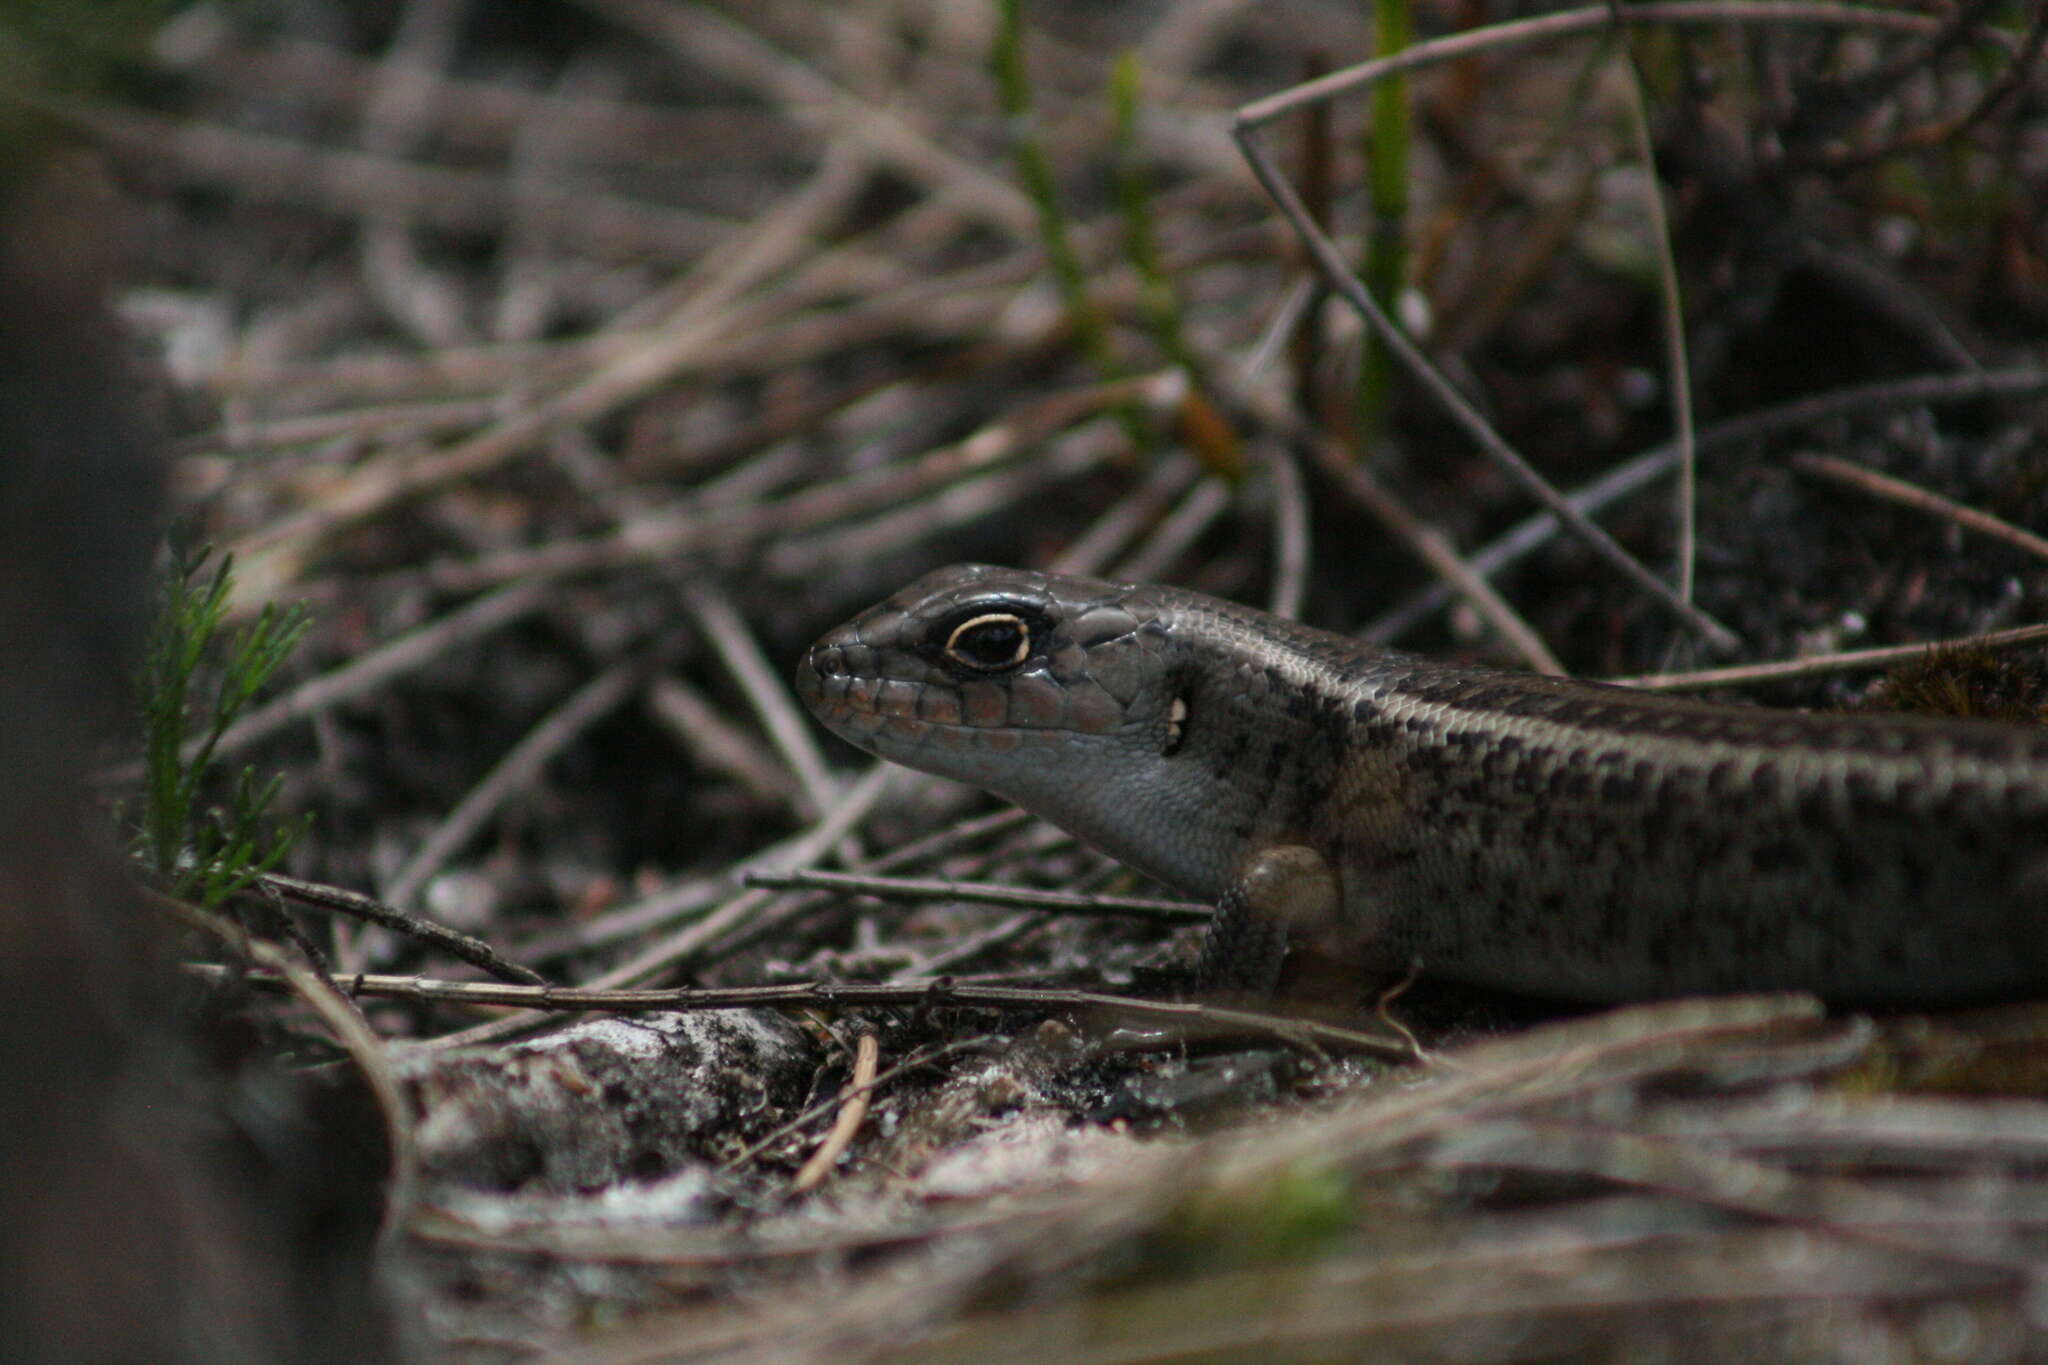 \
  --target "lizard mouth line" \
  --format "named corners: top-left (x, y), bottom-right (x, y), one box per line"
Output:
top-left (799, 648), bottom-right (1045, 760)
